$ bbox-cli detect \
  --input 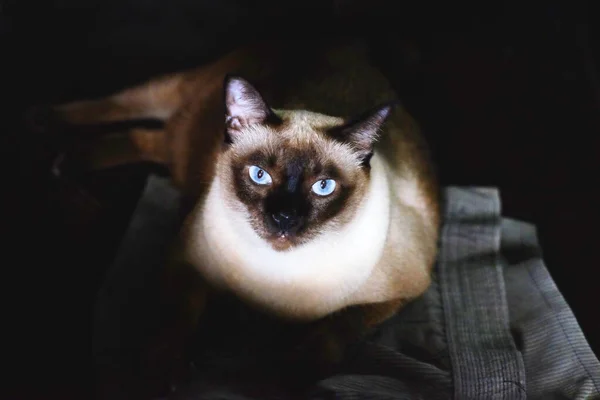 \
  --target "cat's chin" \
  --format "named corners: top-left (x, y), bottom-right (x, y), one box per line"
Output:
top-left (268, 232), bottom-right (298, 252)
